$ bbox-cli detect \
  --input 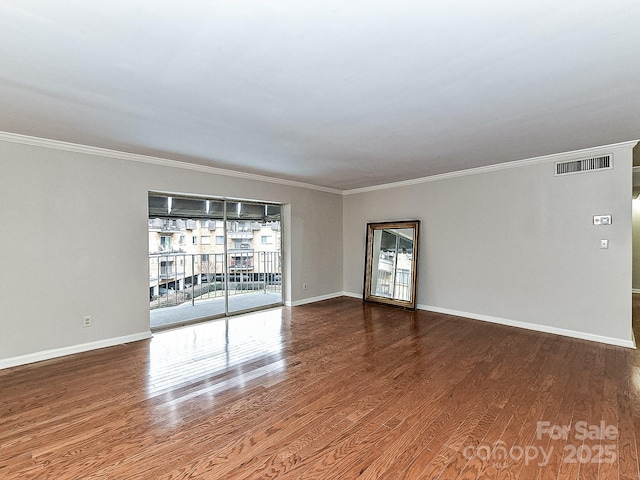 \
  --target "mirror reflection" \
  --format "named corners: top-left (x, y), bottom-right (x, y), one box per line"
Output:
top-left (371, 228), bottom-right (414, 300)
top-left (364, 221), bottom-right (420, 309)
